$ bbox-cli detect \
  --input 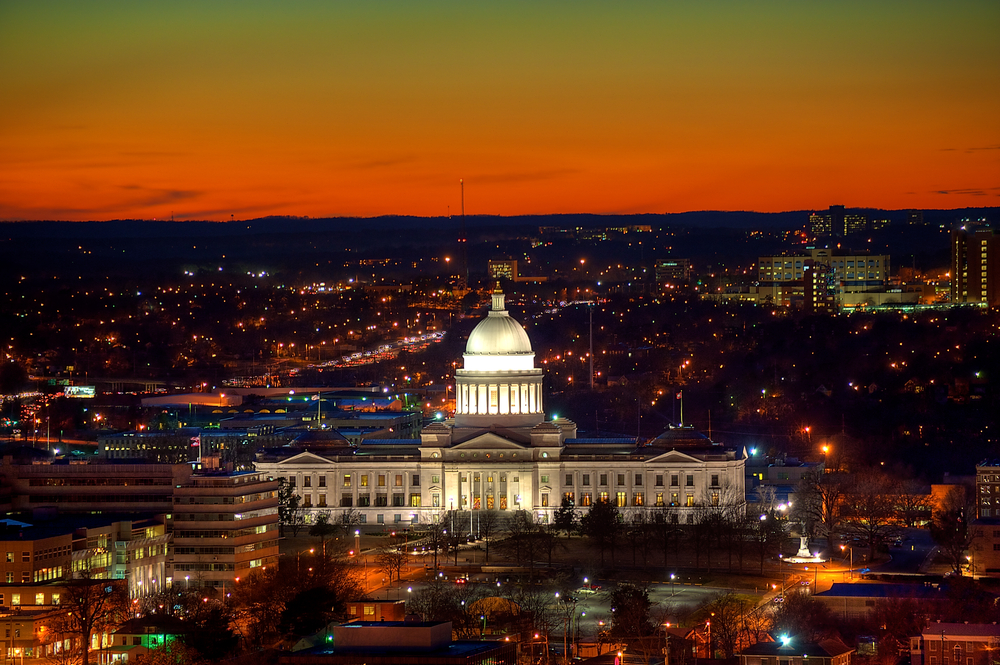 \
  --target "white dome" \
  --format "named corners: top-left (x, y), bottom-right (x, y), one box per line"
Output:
top-left (466, 315), bottom-right (533, 355)
top-left (465, 288), bottom-right (533, 356)
top-left (463, 287), bottom-right (535, 372)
